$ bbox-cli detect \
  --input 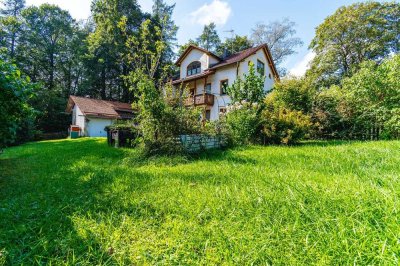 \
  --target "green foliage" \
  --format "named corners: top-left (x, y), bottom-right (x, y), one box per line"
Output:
top-left (311, 86), bottom-right (349, 139)
top-left (261, 106), bottom-right (312, 145)
top-left (309, 2), bottom-right (400, 86)
top-left (338, 55), bottom-right (400, 139)
top-left (196, 22), bottom-right (221, 53)
top-left (0, 0), bottom-right (25, 58)
top-left (177, 39), bottom-right (198, 58)
top-left (0, 59), bottom-right (35, 148)
top-left (268, 76), bottom-right (315, 113)
top-left (1, 138), bottom-right (400, 264)
top-left (225, 102), bottom-right (262, 145)
top-left (226, 63), bottom-right (265, 103)
top-left (87, 0), bottom-right (142, 100)
top-left (216, 35), bottom-right (253, 57)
